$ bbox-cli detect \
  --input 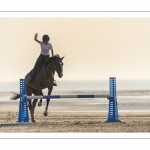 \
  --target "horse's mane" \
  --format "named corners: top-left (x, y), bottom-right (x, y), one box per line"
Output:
top-left (45, 54), bottom-right (60, 67)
